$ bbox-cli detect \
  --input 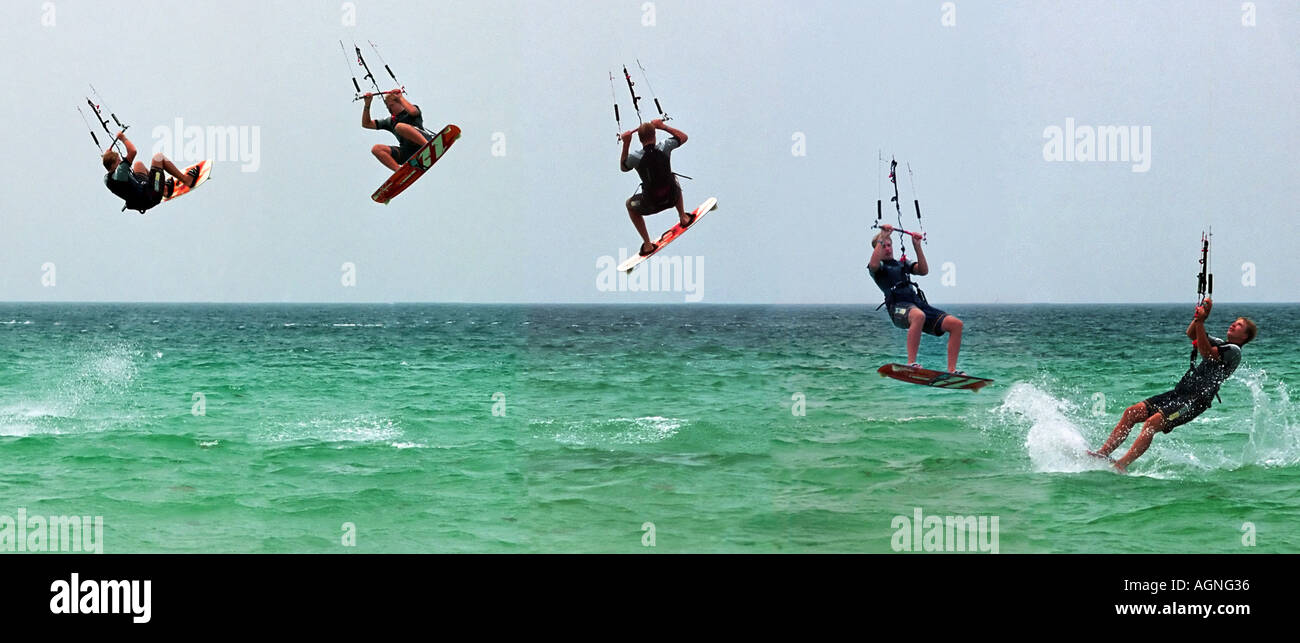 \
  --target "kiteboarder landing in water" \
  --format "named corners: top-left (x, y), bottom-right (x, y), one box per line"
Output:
top-left (1088, 300), bottom-right (1256, 473)
top-left (620, 120), bottom-right (691, 256)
